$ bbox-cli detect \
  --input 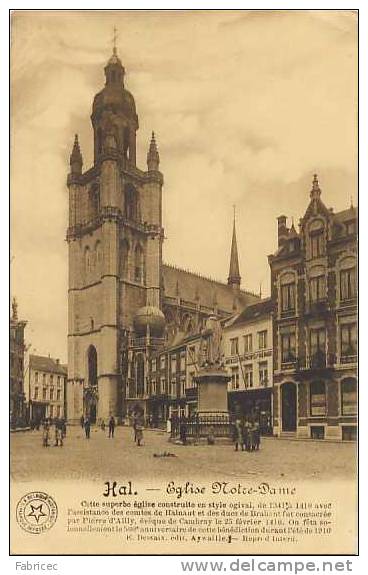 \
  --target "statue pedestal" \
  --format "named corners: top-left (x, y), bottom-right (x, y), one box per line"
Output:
top-left (193, 367), bottom-right (231, 440)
